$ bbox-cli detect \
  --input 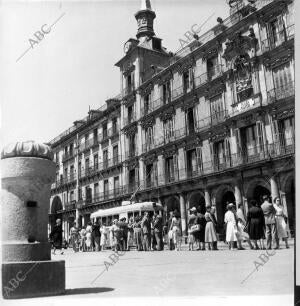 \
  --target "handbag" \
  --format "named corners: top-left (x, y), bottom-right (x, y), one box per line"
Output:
top-left (190, 224), bottom-right (200, 233)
